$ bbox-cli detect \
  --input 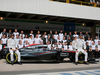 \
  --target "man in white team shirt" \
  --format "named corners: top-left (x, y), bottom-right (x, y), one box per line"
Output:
top-left (74, 35), bottom-right (88, 65)
top-left (59, 30), bottom-right (63, 41)
top-left (34, 34), bottom-right (42, 44)
top-left (18, 40), bottom-right (23, 49)
top-left (30, 30), bottom-right (34, 39)
top-left (28, 35), bottom-right (34, 45)
top-left (94, 36), bottom-right (99, 46)
top-left (15, 34), bottom-right (20, 46)
top-left (86, 37), bottom-right (92, 46)
top-left (20, 31), bottom-right (25, 38)
top-left (13, 29), bottom-right (19, 39)
top-left (1, 34), bottom-right (7, 48)
top-left (73, 31), bottom-right (79, 38)
top-left (62, 42), bottom-right (68, 51)
top-left (54, 31), bottom-right (58, 40)
top-left (47, 41), bottom-right (51, 50)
